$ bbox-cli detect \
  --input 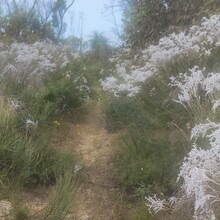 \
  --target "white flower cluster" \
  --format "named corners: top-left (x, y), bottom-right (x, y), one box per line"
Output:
top-left (146, 195), bottom-right (167, 213)
top-left (10, 98), bottom-right (24, 111)
top-left (74, 164), bottom-right (82, 173)
top-left (170, 66), bottom-right (204, 104)
top-left (170, 66), bottom-right (220, 109)
top-left (102, 15), bottom-right (220, 96)
top-left (213, 99), bottom-right (220, 112)
top-left (64, 71), bottom-right (90, 98)
top-left (178, 122), bottom-right (220, 220)
top-left (101, 58), bottom-right (142, 97)
top-left (25, 119), bottom-right (38, 130)
top-left (147, 67), bottom-right (220, 219)
top-left (146, 195), bottom-right (180, 214)
top-left (147, 121), bottom-right (220, 219)
top-left (0, 41), bottom-right (77, 86)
